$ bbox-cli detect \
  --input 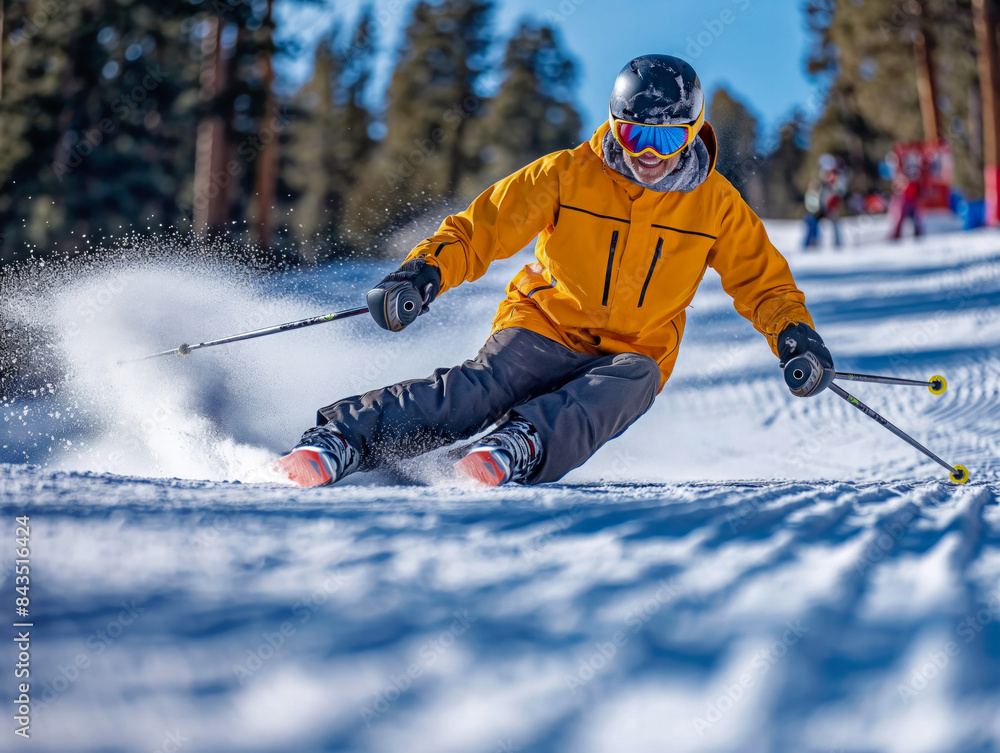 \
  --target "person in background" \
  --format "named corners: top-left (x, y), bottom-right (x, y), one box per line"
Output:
top-left (848, 192), bottom-right (865, 216)
top-left (889, 151), bottom-right (924, 240)
top-left (818, 154), bottom-right (846, 248)
top-left (802, 156), bottom-right (848, 250)
top-left (803, 179), bottom-right (822, 249)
